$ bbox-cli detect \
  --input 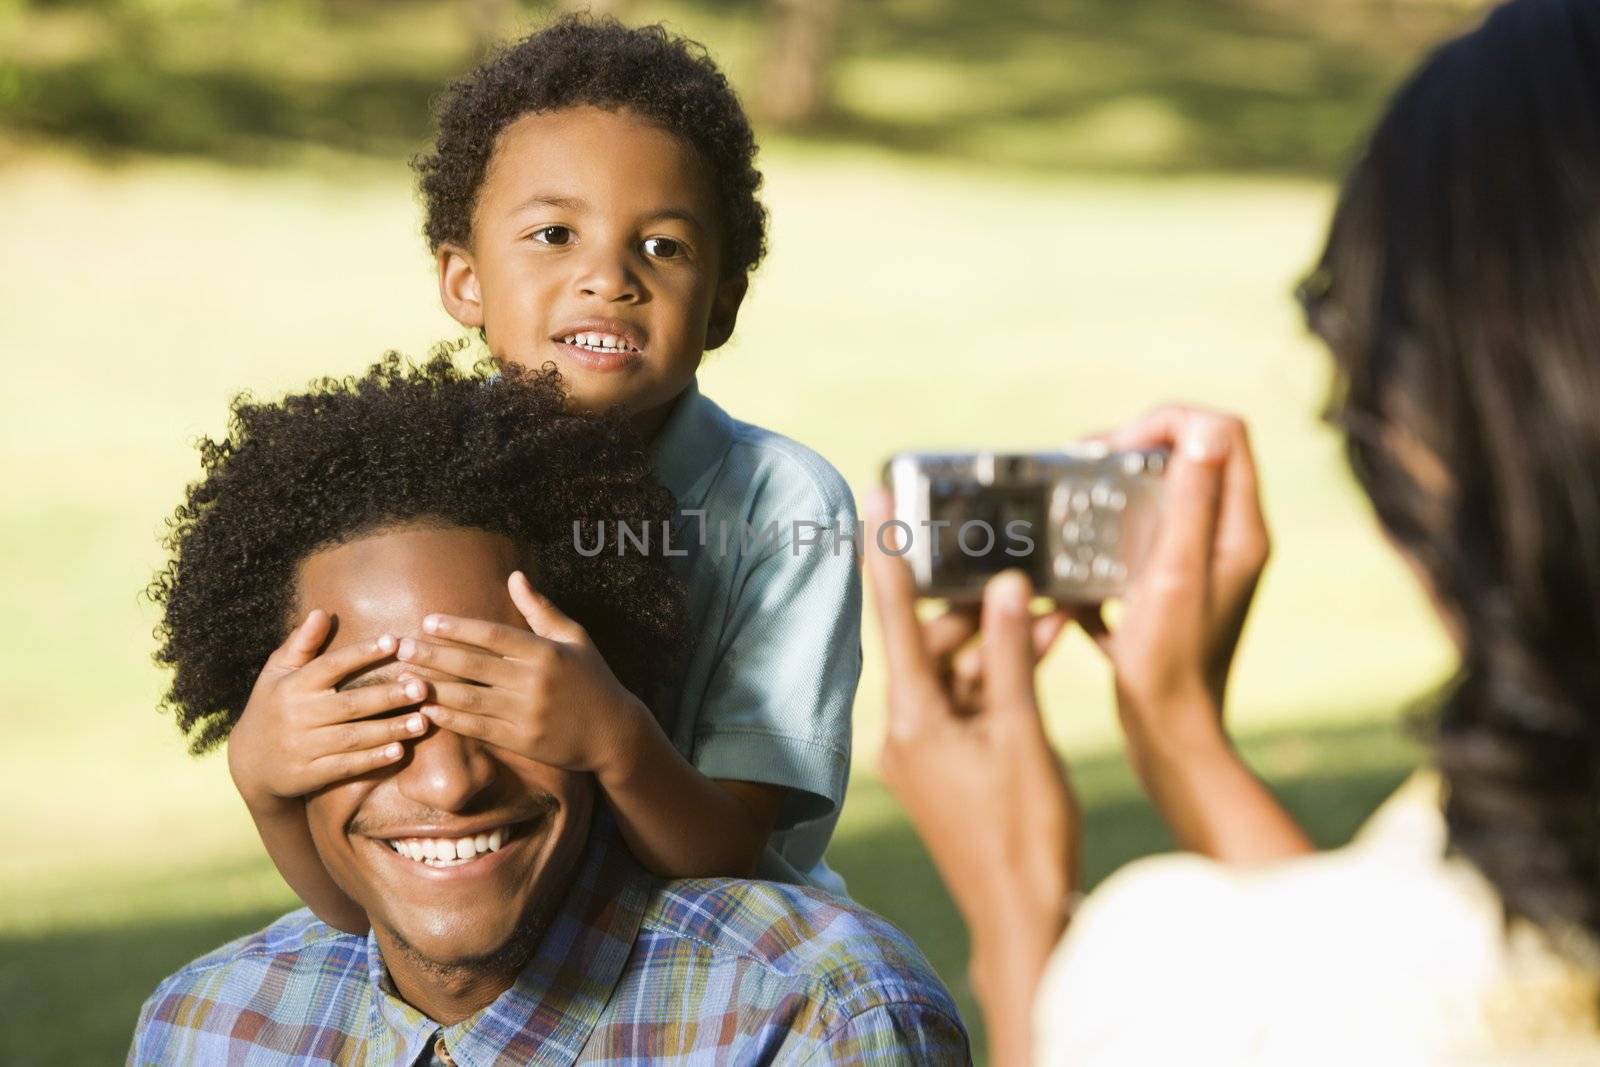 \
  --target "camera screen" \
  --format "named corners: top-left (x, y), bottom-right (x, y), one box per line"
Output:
top-left (925, 482), bottom-right (1049, 586)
